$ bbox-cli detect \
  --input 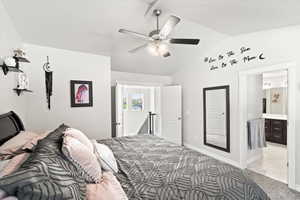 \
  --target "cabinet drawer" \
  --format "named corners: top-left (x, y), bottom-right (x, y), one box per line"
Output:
top-left (271, 126), bottom-right (282, 132)
top-left (272, 130), bottom-right (284, 143)
top-left (271, 120), bottom-right (285, 129)
top-left (272, 120), bottom-right (284, 126)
